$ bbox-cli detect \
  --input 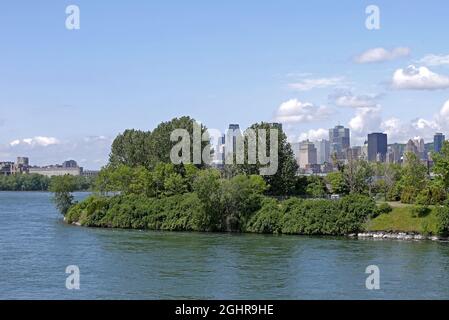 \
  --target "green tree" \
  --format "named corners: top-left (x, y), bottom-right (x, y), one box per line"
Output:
top-left (109, 129), bottom-right (152, 168)
top-left (432, 140), bottom-right (449, 191)
top-left (399, 152), bottom-right (428, 203)
top-left (326, 171), bottom-right (349, 195)
top-left (49, 175), bottom-right (78, 215)
top-left (232, 122), bottom-right (298, 195)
